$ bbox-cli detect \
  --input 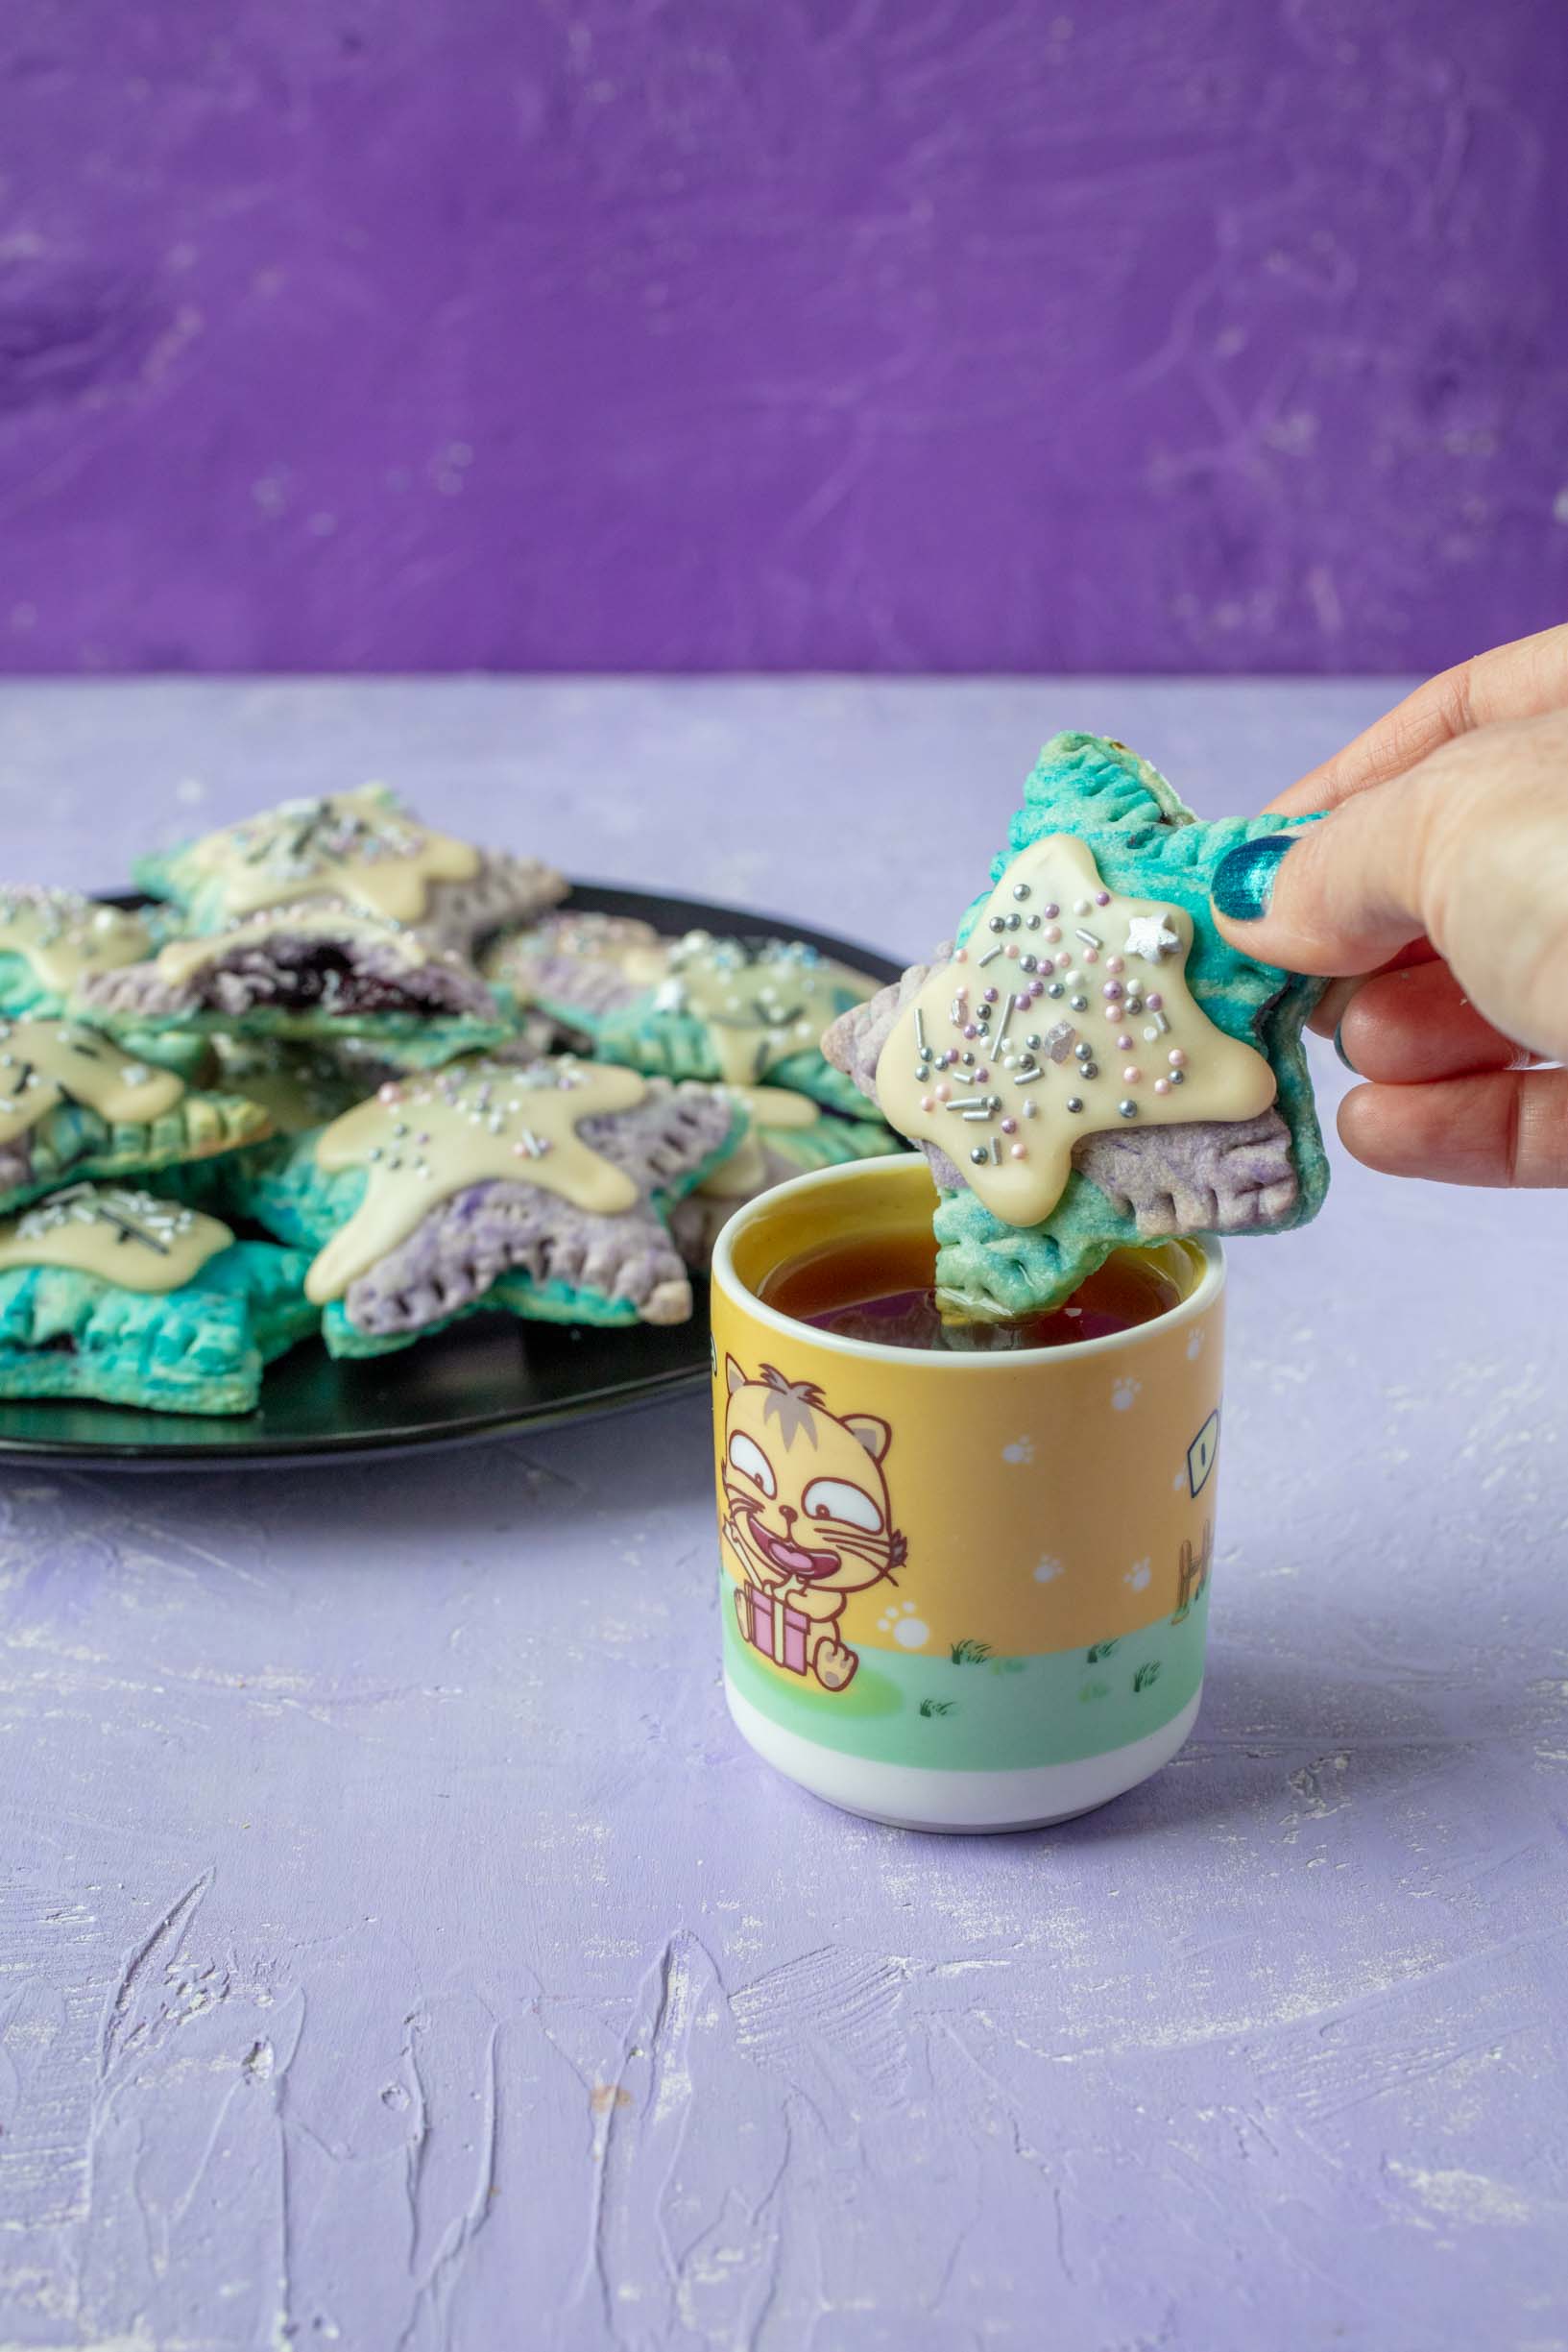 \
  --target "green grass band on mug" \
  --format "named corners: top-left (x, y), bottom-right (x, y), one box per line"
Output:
top-left (723, 1585), bottom-right (1210, 1772)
